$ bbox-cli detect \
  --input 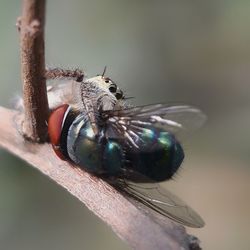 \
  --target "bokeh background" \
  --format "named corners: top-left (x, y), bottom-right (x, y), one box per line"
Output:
top-left (0, 1), bottom-right (250, 249)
